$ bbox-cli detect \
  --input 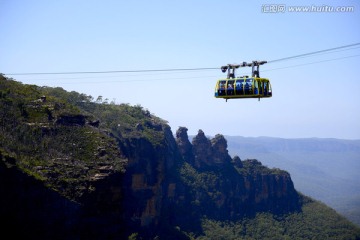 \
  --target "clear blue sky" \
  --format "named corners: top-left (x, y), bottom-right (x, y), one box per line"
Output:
top-left (1, 0), bottom-right (359, 139)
